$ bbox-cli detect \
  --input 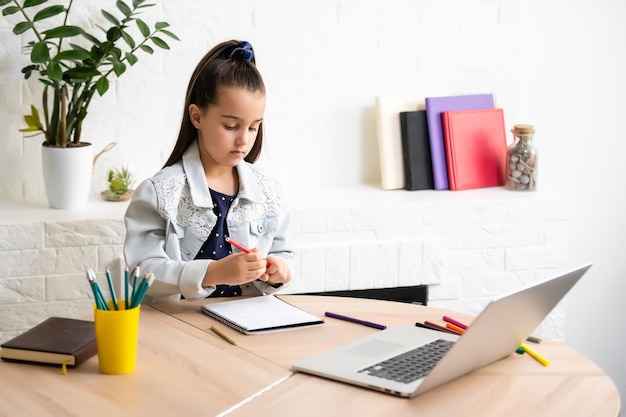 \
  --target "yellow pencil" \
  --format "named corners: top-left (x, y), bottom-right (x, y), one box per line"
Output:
top-left (210, 325), bottom-right (237, 346)
top-left (520, 343), bottom-right (550, 366)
